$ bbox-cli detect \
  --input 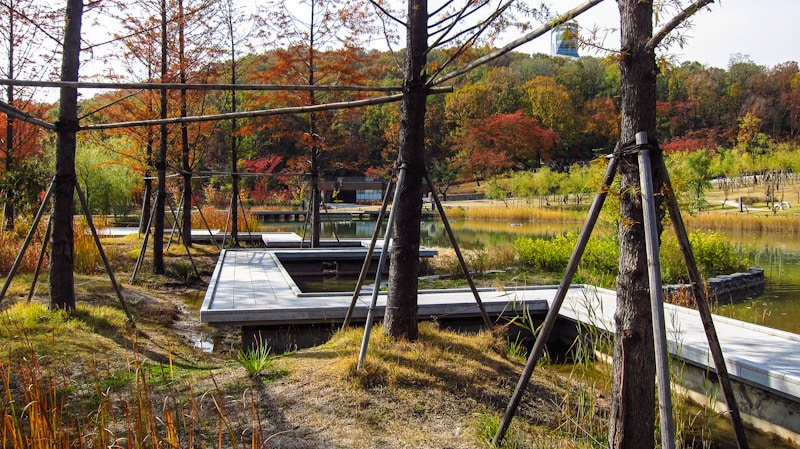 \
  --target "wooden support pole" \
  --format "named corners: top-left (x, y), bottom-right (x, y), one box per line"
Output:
top-left (343, 177), bottom-right (394, 329)
top-left (27, 218), bottom-right (52, 302)
top-left (656, 152), bottom-right (751, 449)
top-left (75, 182), bottom-right (136, 327)
top-left (423, 168), bottom-right (493, 330)
top-left (636, 132), bottom-right (676, 449)
top-left (0, 179), bottom-right (54, 305)
top-left (357, 164), bottom-right (406, 371)
top-left (493, 152), bottom-right (619, 445)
